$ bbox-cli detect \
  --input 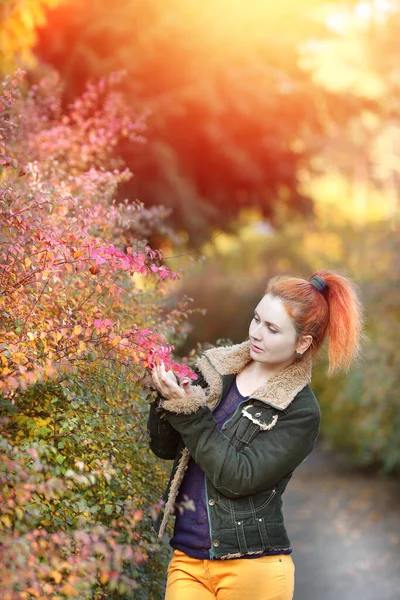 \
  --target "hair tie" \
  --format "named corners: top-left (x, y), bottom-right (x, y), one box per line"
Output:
top-left (310, 275), bottom-right (327, 293)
